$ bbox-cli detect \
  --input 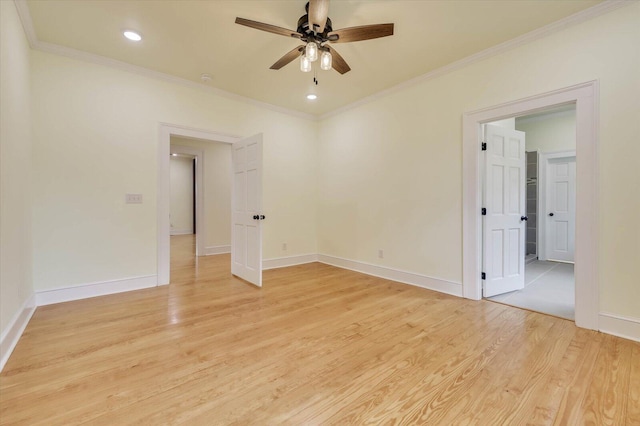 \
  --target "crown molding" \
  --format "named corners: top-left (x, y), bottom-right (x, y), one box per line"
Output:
top-left (319, 0), bottom-right (632, 121)
top-left (12, 1), bottom-right (316, 122)
top-left (34, 41), bottom-right (317, 121)
top-left (14, 0), bottom-right (630, 122)
top-left (13, 0), bottom-right (37, 47)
